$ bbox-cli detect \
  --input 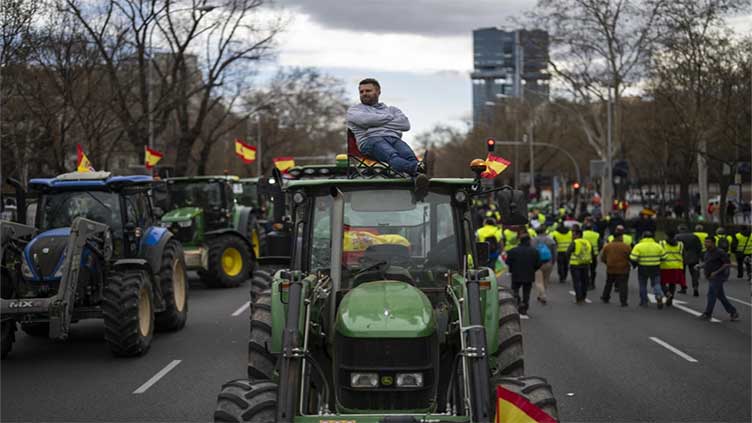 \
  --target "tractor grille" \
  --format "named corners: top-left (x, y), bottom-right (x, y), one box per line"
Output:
top-left (335, 334), bottom-right (438, 411)
top-left (29, 237), bottom-right (67, 278)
